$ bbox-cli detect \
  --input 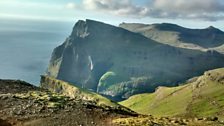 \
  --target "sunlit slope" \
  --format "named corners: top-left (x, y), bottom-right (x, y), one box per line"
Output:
top-left (120, 23), bottom-right (224, 52)
top-left (120, 68), bottom-right (224, 118)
